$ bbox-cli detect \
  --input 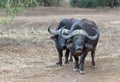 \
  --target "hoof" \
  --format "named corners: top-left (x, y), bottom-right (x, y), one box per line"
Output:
top-left (73, 68), bottom-right (79, 72)
top-left (56, 62), bottom-right (62, 66)
top-left (91, 65), bottom-right (96, 69)
top-left (72, 79), bottom-right (78, 82)
top-left (65, 61), bottom-right (69, 64)
top-left (69, 59), bottom-right (73, 62)
top-left (80, 70), bottom-right (85, 74)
